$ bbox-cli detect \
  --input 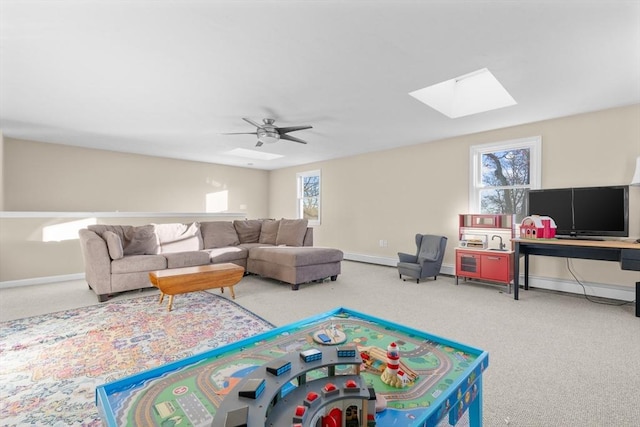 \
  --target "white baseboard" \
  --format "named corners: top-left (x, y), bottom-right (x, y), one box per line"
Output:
top-left (2, 257), bottom-right (636, 303)
top-left (521, 275), bottom-right (635, 301)
top-left (343, 252), bottom-right (636, 302)
top-left (345, 253), bottom-right (398, 267)
top-left (344, 253), bottom-right (456, 276)
top-left (0, 273), bottom-right (85, 289)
